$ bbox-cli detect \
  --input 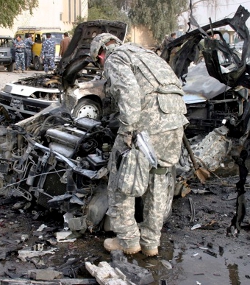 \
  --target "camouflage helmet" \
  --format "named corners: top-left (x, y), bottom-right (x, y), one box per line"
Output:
top-left (90, 33), bottom-right (122, 62)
